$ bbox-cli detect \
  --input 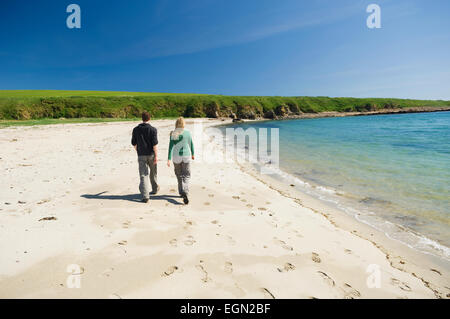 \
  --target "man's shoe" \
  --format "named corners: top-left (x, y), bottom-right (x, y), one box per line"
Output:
top-left (182, 194), bottom-right (189, 205)
top-left (142, 198), bottom-right (149, 203)
top-left (150, 186), bottom-right (160, 195)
